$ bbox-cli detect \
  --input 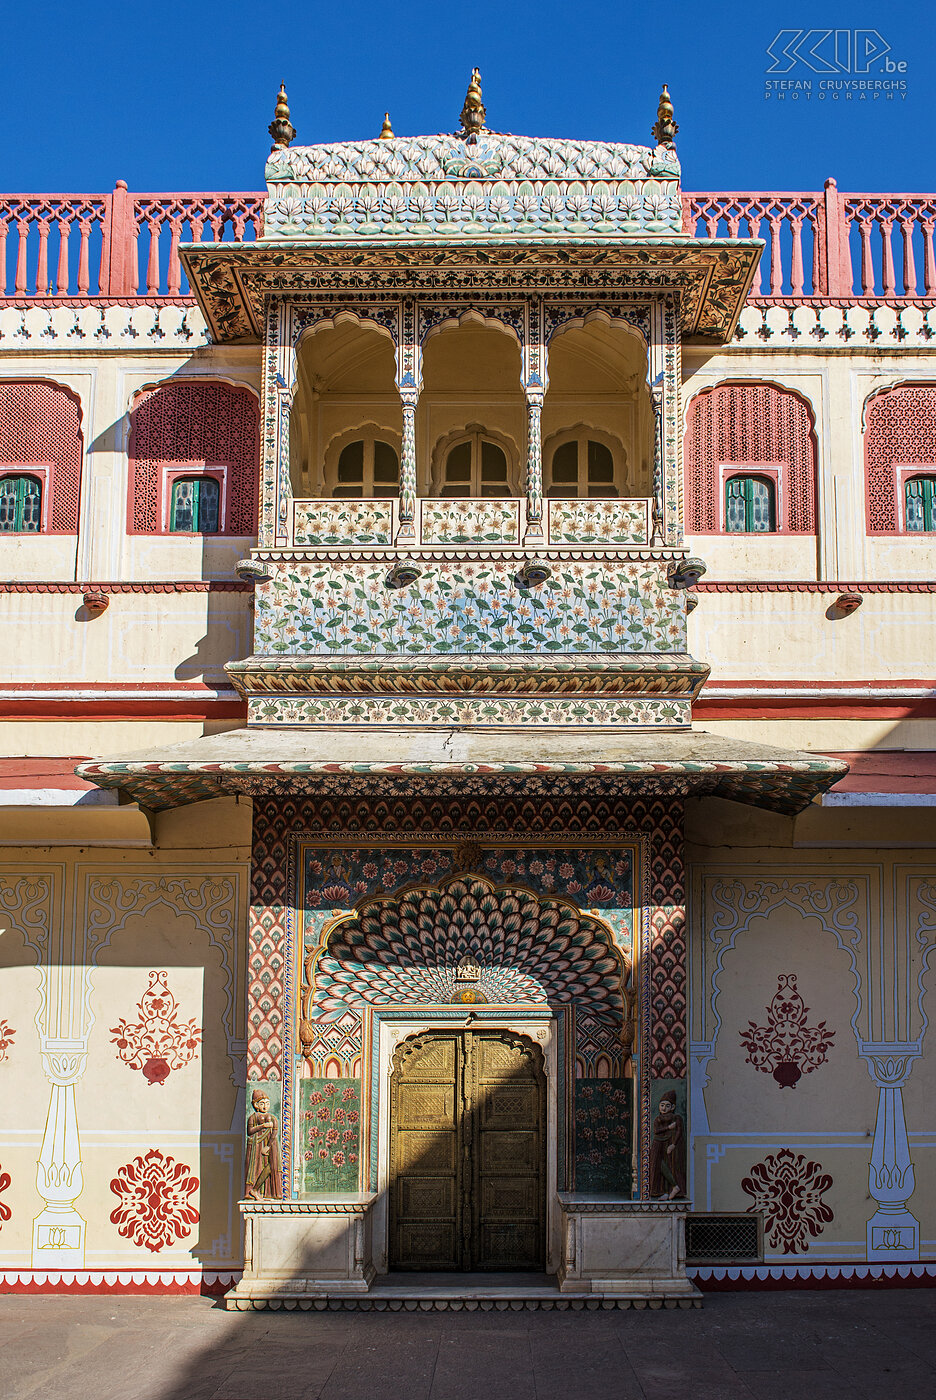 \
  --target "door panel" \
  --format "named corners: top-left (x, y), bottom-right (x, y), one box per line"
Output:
top-left (389, 1029), bottom-right (545, 1271)
top-left (471, 1031), bottom-right (544, 1270)
top-left (390, 1033), bottom-right (460, 1269)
